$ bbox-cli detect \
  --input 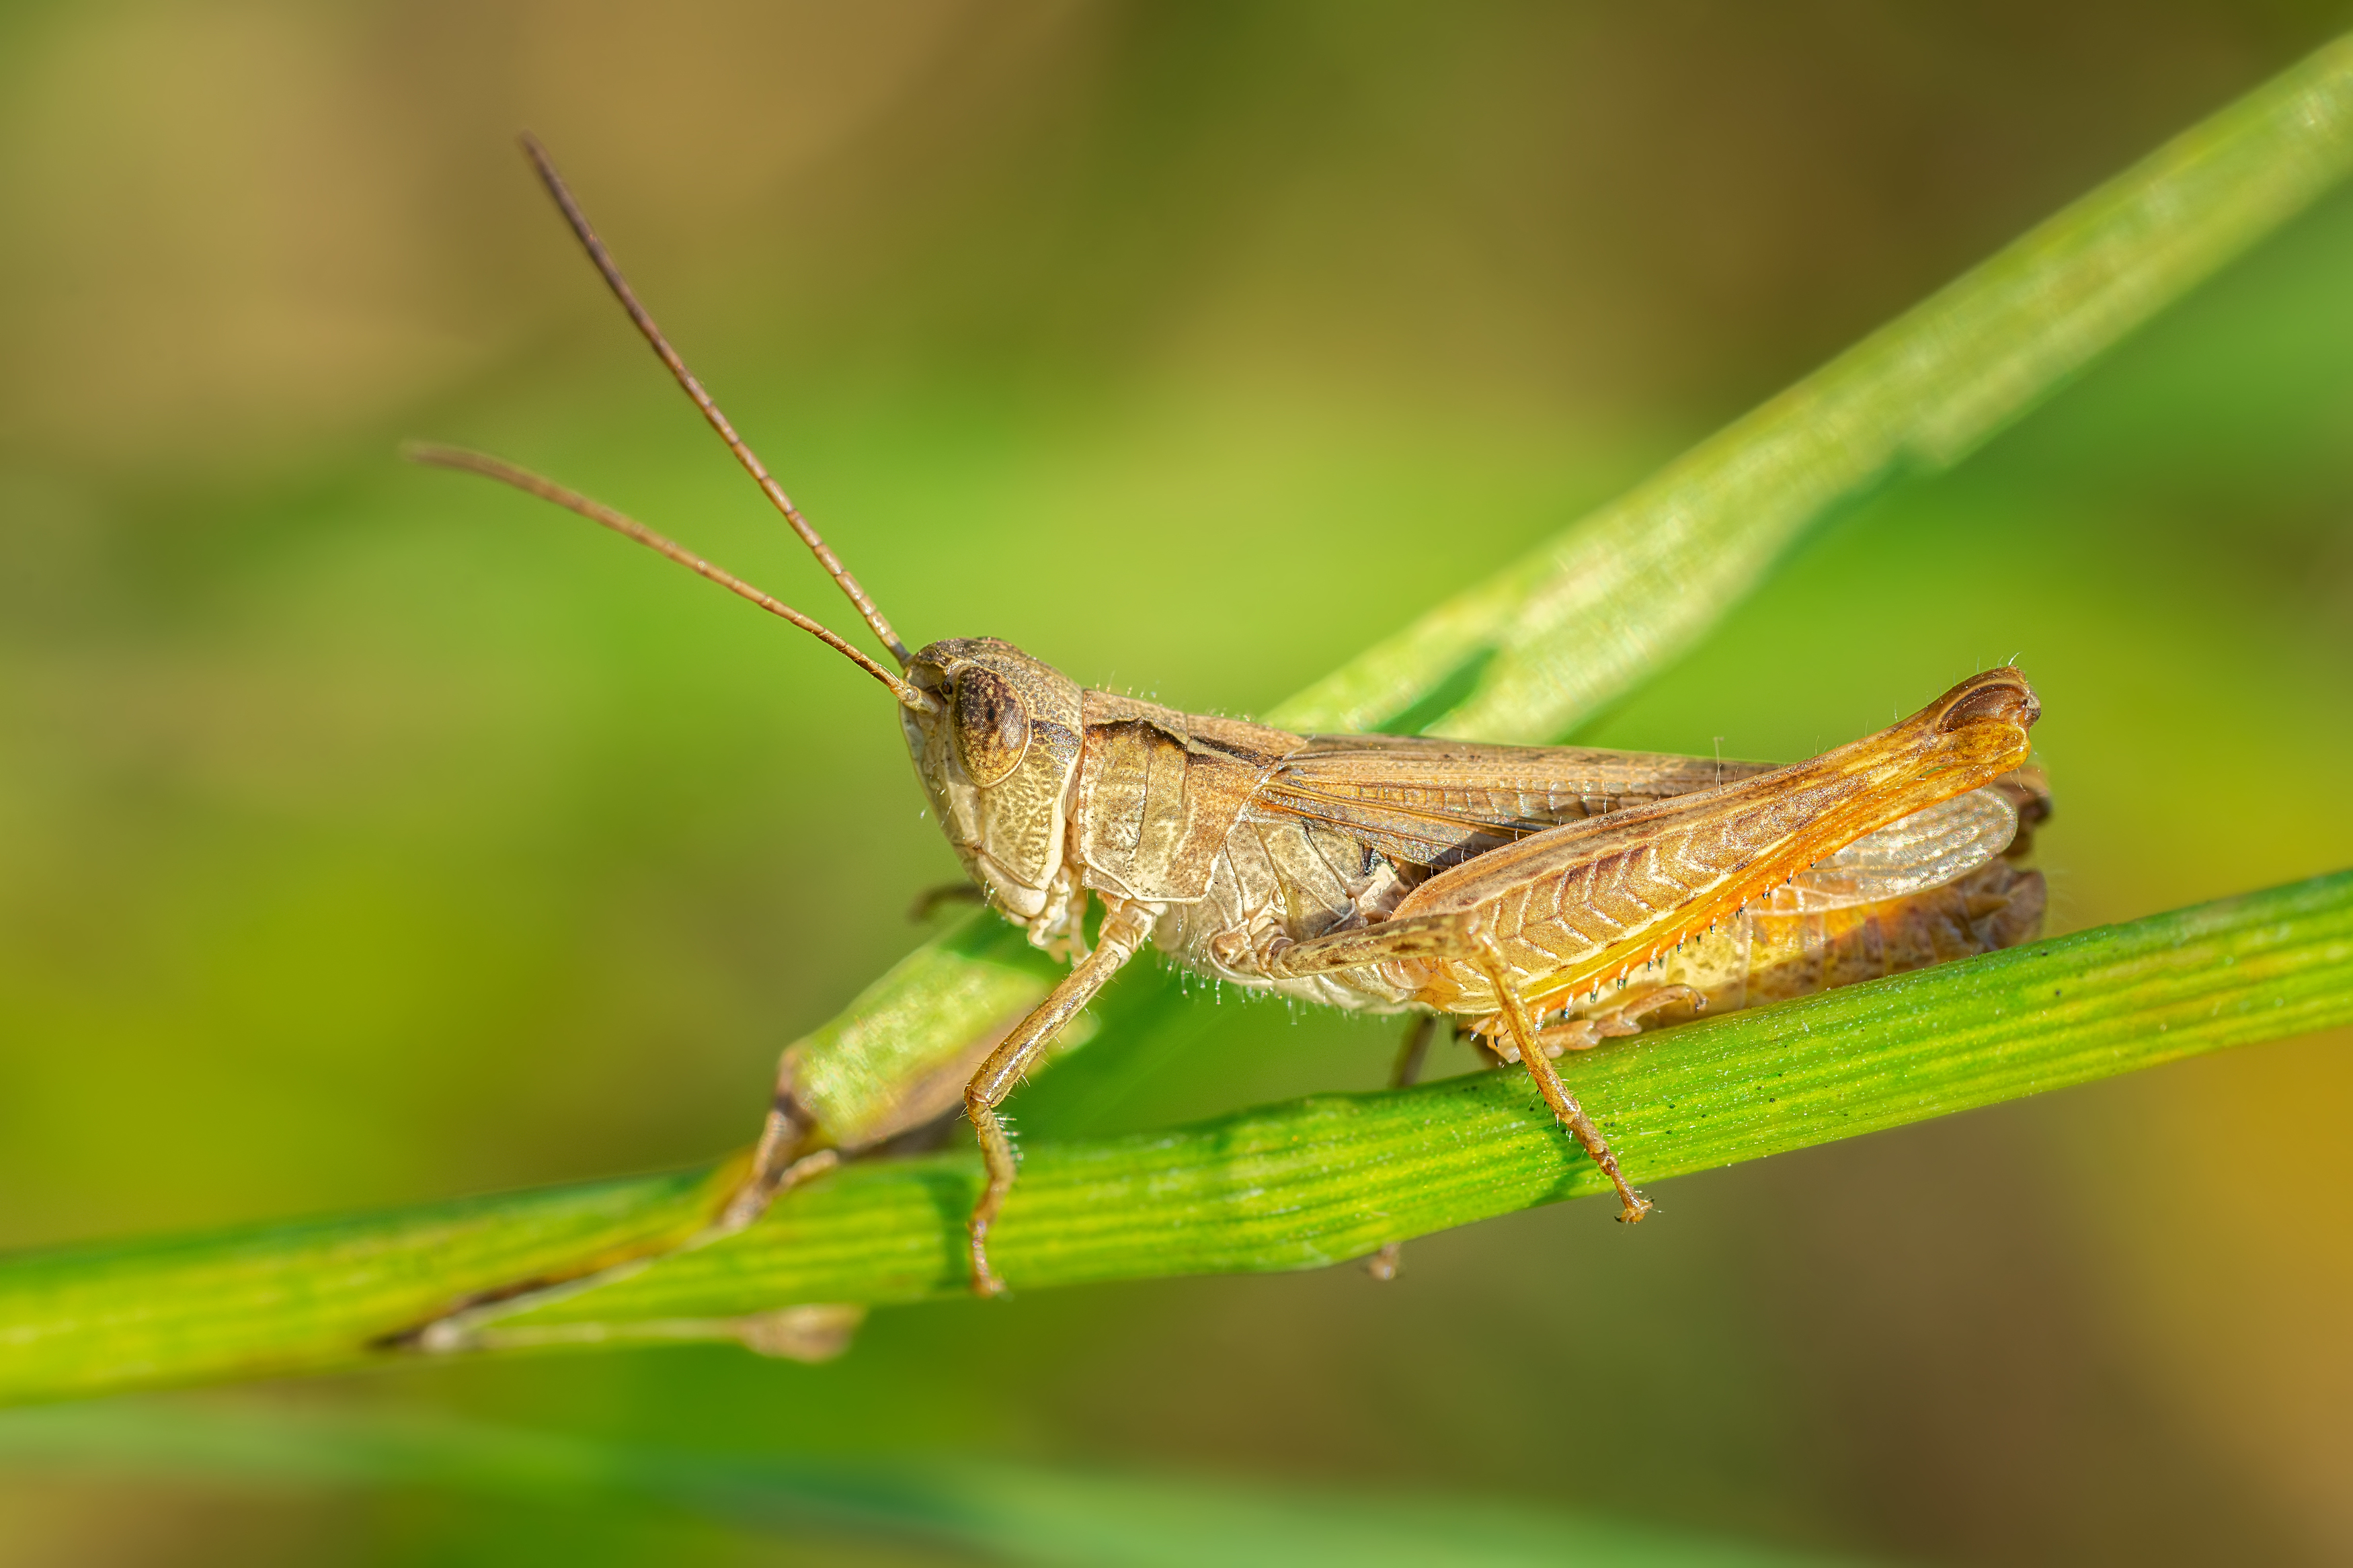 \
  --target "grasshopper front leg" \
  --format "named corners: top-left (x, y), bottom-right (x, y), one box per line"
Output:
top-left (963, 901), bottom-right (1158, 1296)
